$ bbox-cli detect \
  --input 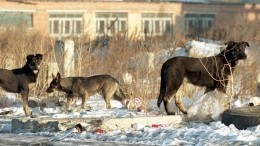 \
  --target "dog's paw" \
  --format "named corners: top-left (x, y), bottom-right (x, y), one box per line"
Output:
top-left (167, 112), bottom-right (176, 115)
top-left (182, 111), bottom-right (188, 114)
top-left (62, 110), bottom-right (69, 114)
top-left (84, 105), bottom-right (91, 111)
top-left (30, 112), bottom-right (40, 118)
